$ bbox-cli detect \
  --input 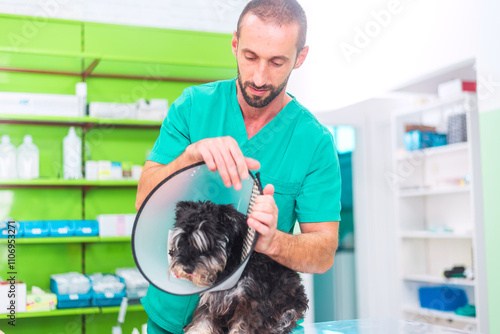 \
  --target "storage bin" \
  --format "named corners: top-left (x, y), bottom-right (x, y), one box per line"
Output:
top-left (48, 220), bottom-right (76, 237)
top-left (74, 220), bottom-right (99, 236)
top-left (419, 286), bottom-right (468, 311)
top-left (404, 130), bottom-right (447, 151)
top-left (88, 273), bottom-right (126, 307)
top-left (21, 221), bottom-right (49, 238)
top-left (0, 220), bottom-right (23, 238)
top-left (447, 113), bottom-right (467, 144)
top-left (116, 267), bottom-right (149, 302)
top-left (50, 273), bottom-right (92, 309)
